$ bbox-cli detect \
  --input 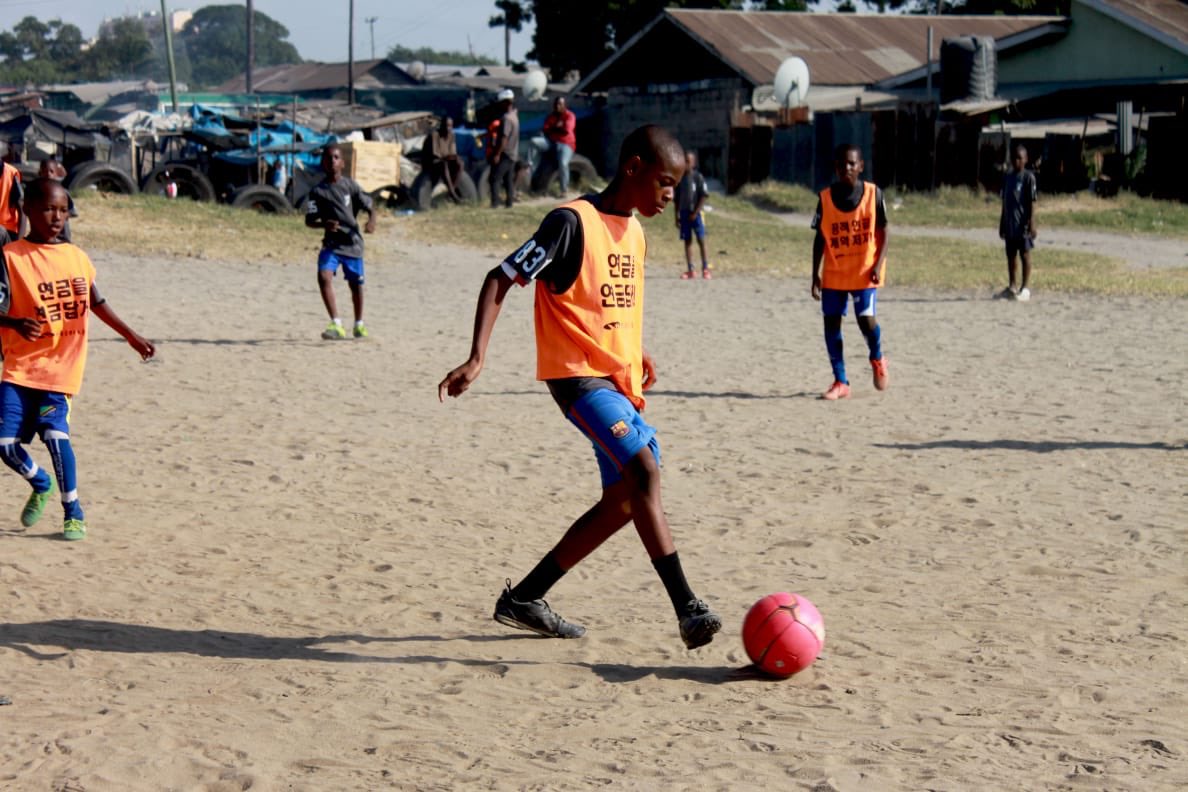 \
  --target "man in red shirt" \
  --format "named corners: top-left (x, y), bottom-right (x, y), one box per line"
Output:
top-left (542, 96), bottom-right (577, 196)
